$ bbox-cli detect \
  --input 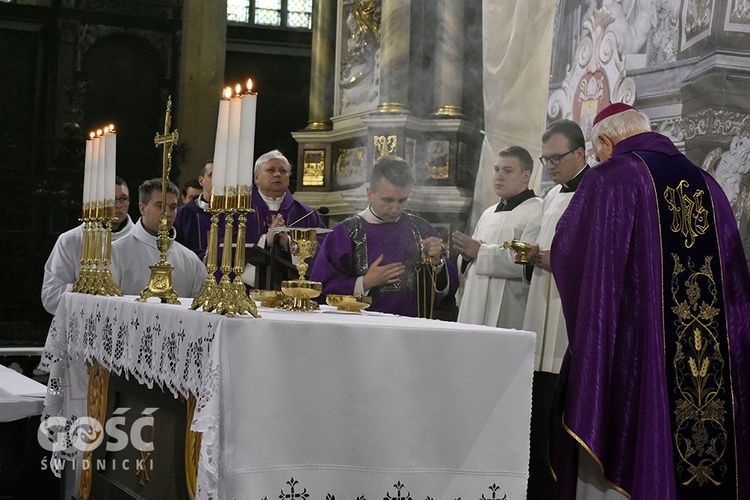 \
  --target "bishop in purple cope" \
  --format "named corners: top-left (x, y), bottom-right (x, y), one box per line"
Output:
top-left (549, 103), bottom-right (750, 499)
